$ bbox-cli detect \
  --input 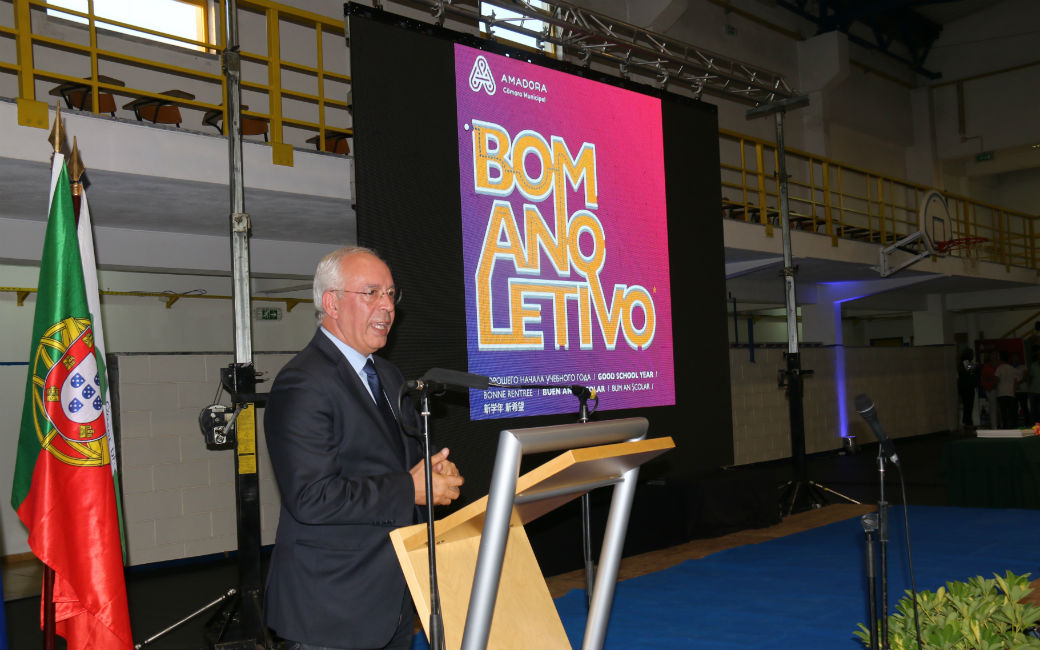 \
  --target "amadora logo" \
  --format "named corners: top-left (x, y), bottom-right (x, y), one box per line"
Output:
top-left (469, 55), bottom-right (496, 95)
top-left (499, 75), bottom-right (547, 93)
